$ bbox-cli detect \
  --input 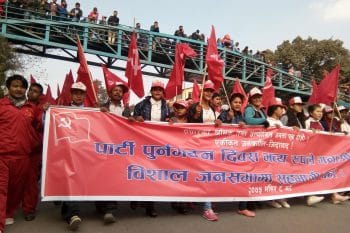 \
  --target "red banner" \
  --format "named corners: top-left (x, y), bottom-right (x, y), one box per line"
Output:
top-left (42, 107), bottom-right (350, 201)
